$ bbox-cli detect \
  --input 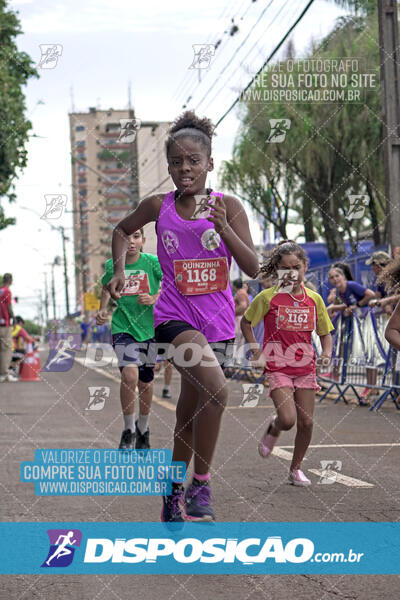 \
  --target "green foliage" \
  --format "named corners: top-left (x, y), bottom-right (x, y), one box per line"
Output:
top-left (23, 319), bottom-right (41, 335)
top-left (220, 8), bottom-right (384, 258)
top-left (0, 0), bottom-right (39, 230)
top-left (98, 149), bottom-right (130, 164)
